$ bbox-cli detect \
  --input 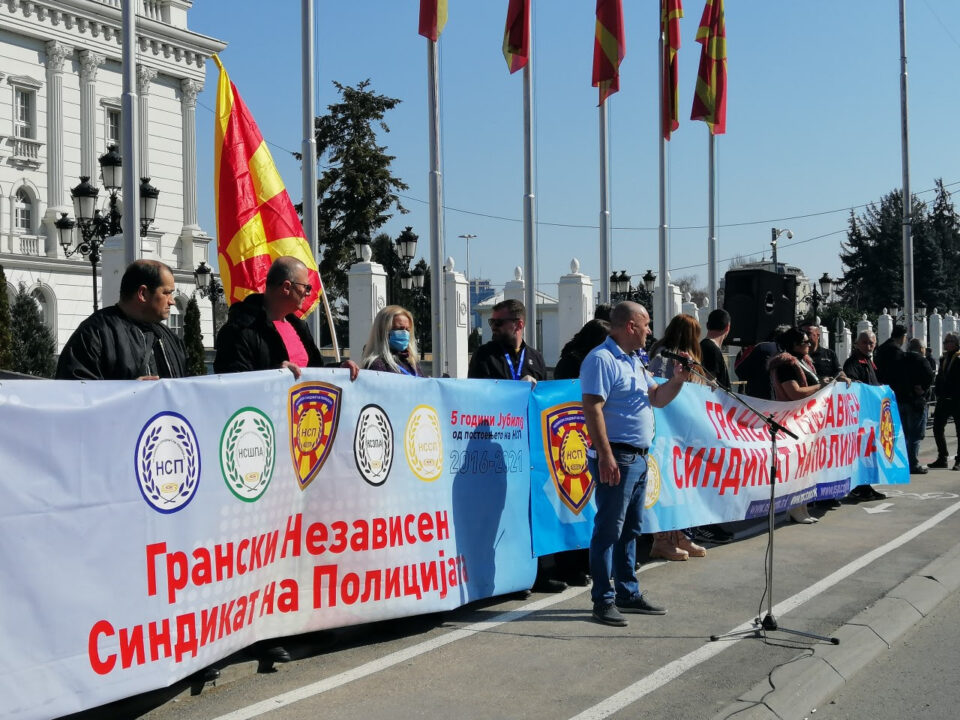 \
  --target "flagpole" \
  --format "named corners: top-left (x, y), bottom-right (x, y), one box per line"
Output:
top-left (522, 47), bottom-right (538, 347)
top-left (657, 29), bottom-right (670, 330)
top-left (599, 99), bottom-right (611, 304)
top-left (427, 38), bottom-right (447, 376)
top-left (121, 1), bottom-right (140, 264)
top-left (707, 132), bottom-right (717, 308)
top-left (899, 0), bottom-right (915, 339)
top-left (300, 0), bottom-right (340, 361)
